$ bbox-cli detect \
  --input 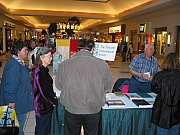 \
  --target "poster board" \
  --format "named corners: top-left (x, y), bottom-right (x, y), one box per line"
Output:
top-left (53, 39), bottom-right (70, 72)
top-left (70, 40), bottom-right (79, 57)
top-left (93, 42), bottom-right (118, 61)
